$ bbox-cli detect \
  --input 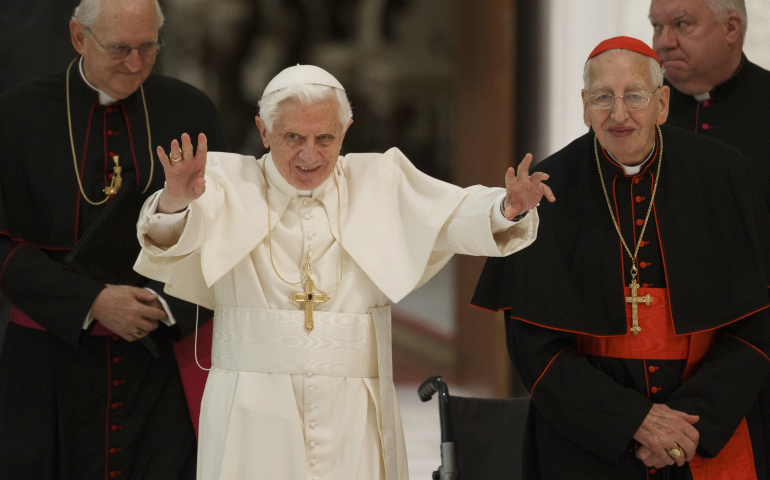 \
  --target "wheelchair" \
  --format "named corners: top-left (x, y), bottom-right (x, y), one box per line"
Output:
top-left (418, 375), bottom-right (529, 480)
